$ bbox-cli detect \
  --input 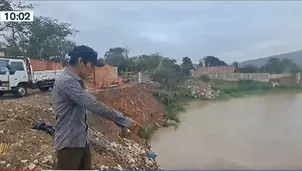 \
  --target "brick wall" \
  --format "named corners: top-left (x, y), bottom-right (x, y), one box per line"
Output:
top-left (196, 66), bottom-right (235, 76)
